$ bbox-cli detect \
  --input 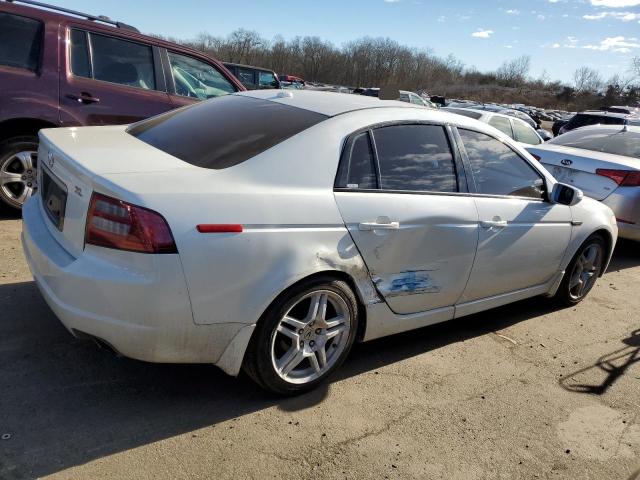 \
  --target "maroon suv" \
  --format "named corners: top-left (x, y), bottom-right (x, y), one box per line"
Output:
top-left (0, 0), bottom-right (245, 209)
